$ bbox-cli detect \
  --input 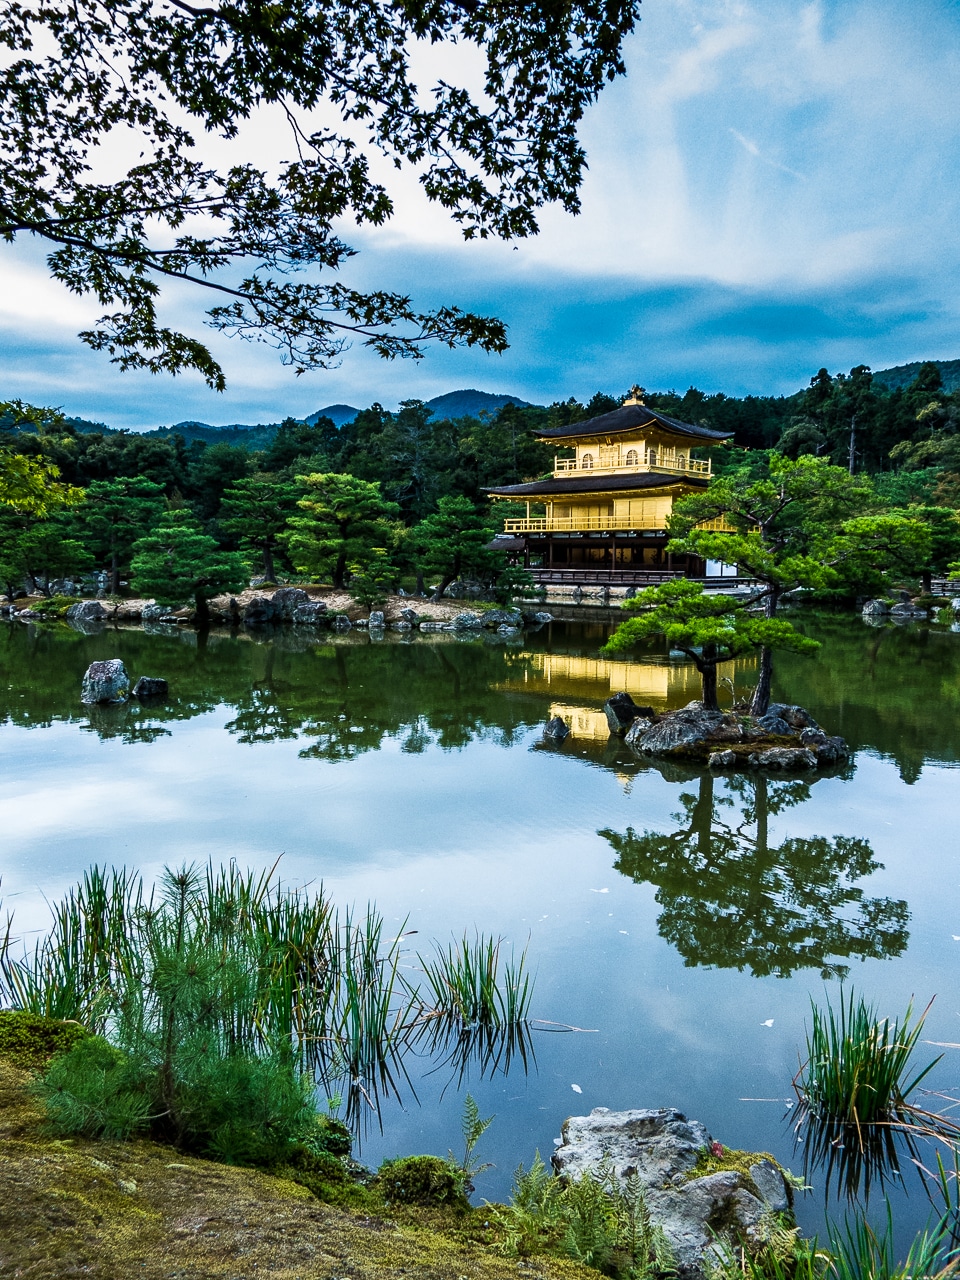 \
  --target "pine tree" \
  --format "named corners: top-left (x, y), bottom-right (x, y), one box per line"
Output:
top-left (283, 474), bottom-right (401, 588)
top-left (131, 510), bottom-right (247, 625)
